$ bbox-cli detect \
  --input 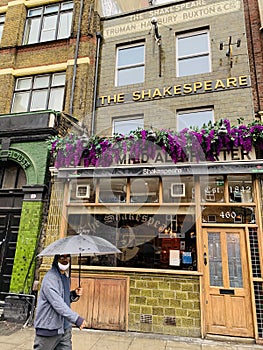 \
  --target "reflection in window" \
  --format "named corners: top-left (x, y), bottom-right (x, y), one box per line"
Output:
top-left (228, 175), bottom-right (253, 203)
top-left (162, 176), bottom-right (194, 203)
top-left (99, 178), bottom-right (127, 203)
top-left (0, 161), bottom-right (26, 189)
top-left (177, 108), bottom-right (214, 131)
top-left (177, 30), bottom-right (210, 77)
top-left (208, 232), bottom-right (223, 287)
top-left (130, 177), bottom-right (159, 203)
top-left (200, 175), bottom-right (224, 203)
top-left (23, 2), bottom-right (73, 44)
top-left (69, 179), bottom-right (96, 203)
top-left (67, 213), bottom-right (197, 271)
top-left (116, 43), bottom-right (145, 86)
top-left (227, 233), bottom-right (243, 288)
